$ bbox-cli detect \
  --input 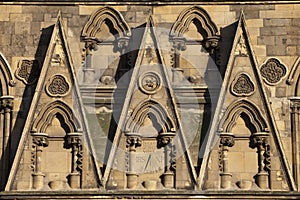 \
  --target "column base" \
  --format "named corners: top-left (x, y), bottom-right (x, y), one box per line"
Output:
top-left (83, 68), bottom-right (95, 84)
top-left (172, 68), bottom-right (184, 83)
top-left (162, 172), bottom-right (174, 188)
top-left (32, 172), bottom-right (45, 190)
top-left (255, 172), bottom-right (269, 189)
top-left (220, 172), bottom-right (232, 189)
top-left (68, 172), bottom-right (81, 189)
top-left (126, 172), bottom-right (138, 189)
